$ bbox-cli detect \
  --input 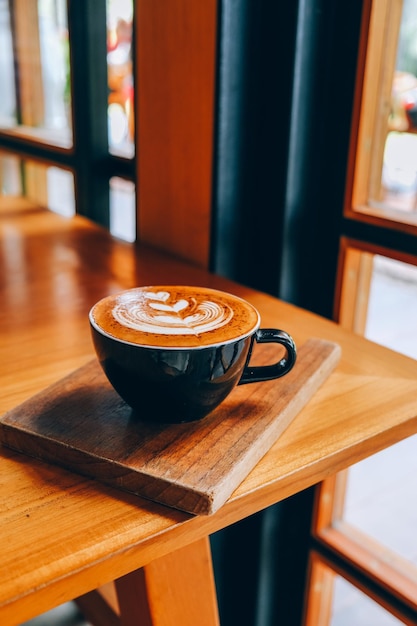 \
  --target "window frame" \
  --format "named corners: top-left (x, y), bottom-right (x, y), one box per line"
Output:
top-left (345, 0), bottom-right (417, 234)
top-left (0, 0), bottom-right (136, 228)
top-left (307, 0), bottom-right (417, 623)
